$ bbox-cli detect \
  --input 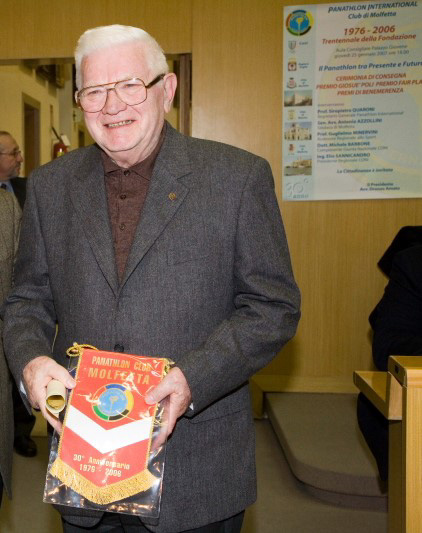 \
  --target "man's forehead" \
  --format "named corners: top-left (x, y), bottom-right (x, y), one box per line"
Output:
top-left (0, 135), bottom-right (17, 149)
top-left (82, 42), bottom-right (150, 80)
